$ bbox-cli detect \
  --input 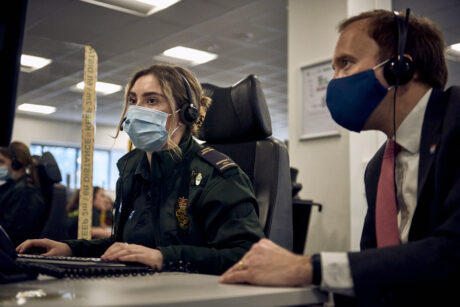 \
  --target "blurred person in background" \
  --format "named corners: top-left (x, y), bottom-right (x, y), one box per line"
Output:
top-left (0, 141), bottom-right (46, 246)
top-left (66, 186), bottom-right (112, 239)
